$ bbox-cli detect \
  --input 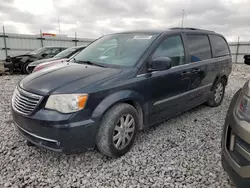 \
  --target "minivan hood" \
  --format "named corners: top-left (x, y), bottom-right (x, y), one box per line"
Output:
top-left (20, 63), bottom-right (121, 95)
